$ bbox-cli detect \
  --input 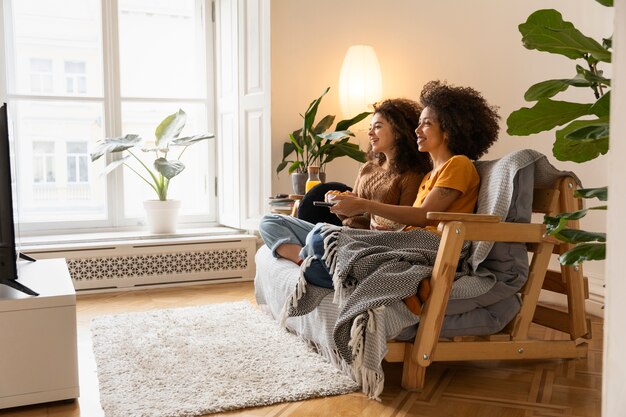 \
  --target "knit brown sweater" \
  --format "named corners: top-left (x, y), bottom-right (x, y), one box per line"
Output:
top-left (341, 161), bottom-right (424, 229)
